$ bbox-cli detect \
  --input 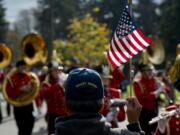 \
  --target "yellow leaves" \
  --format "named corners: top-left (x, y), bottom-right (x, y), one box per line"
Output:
top-left (54, 15), bottom-right (110, 66)
top-left (93, 6), bottom-right (100, 13)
